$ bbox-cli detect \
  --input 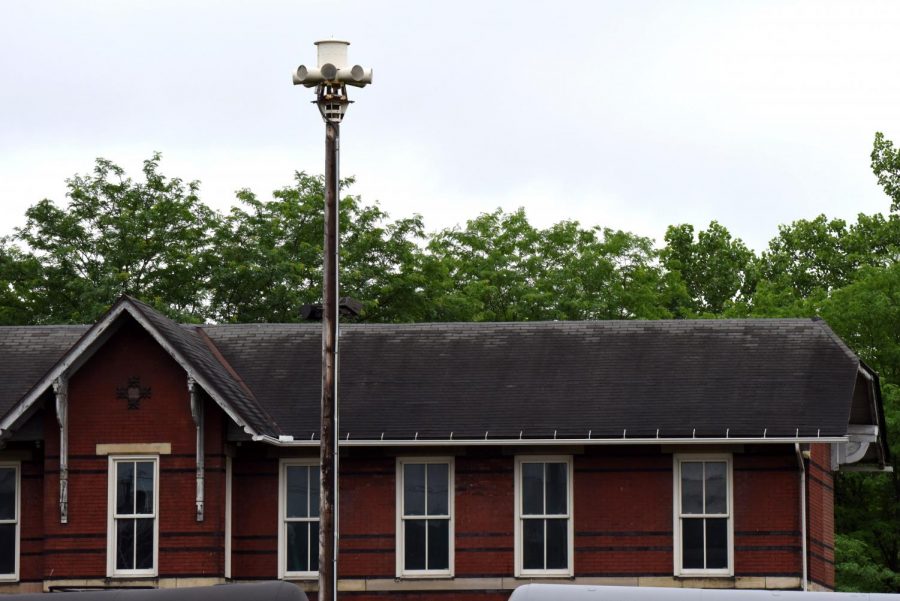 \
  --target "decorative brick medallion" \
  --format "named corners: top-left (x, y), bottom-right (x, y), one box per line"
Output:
top-left (116, 377), bottom-right (152, 410)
